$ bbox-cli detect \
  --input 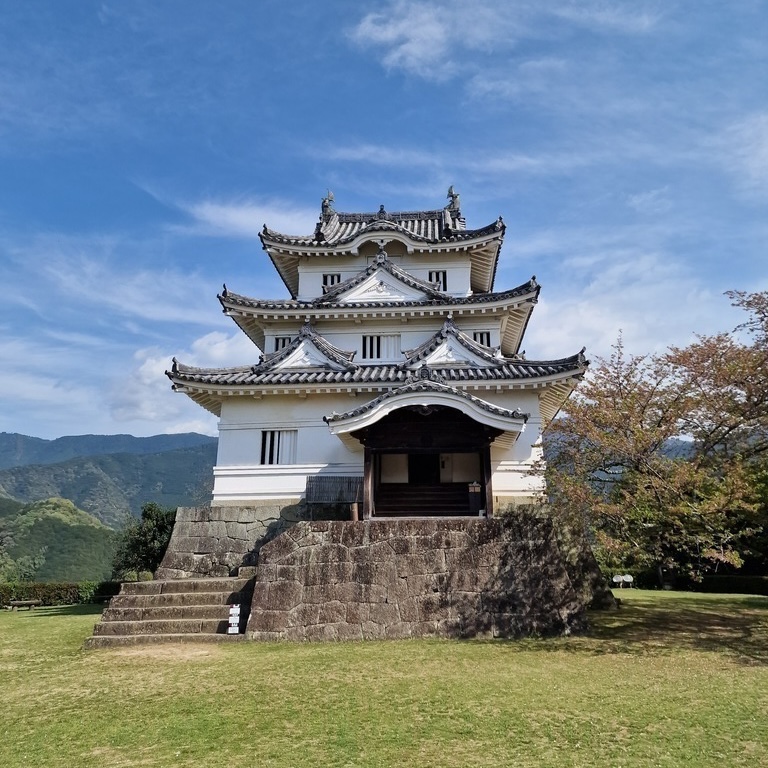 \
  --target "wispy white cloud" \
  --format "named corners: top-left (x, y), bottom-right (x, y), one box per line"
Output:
top-left (626, 187), bottom-right (672, 215)
top-left (506, 224), bottom-right (745, 363)
top-left (552, 3), bottom-right (663, 33)
top-left (350, 0), bottom-right (661, 81)
top-left (715, 112), bottom-right (768, 200)
top-left (175, 199), bottom-right (318, 239)
top-left (5, 233), bottom-right (222, 327)
top-left (323, 142), bottom-right (599, 178)
top-left (107, 331), bottom-right (257, 435)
